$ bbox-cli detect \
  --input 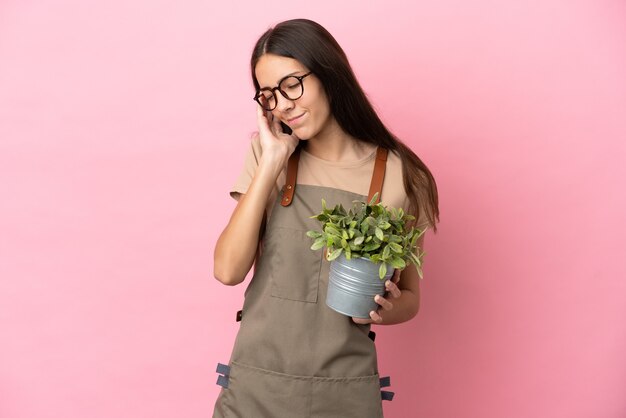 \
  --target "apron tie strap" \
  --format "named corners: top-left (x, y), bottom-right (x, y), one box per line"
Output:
top-left (281, 147), bottom-right (301, 207)
top-left (216, 363), bottom-right (230, 375)
top-left (216, 374), bottom-right (229, 388)
top-left (215, 363), bottom-right (231, 388)
top-left (367, 147), bottom-right (388, 204)
top-left (380, 376), bottom-right (394, 401)
top-left (381, 391), bottom-right (395, 401)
